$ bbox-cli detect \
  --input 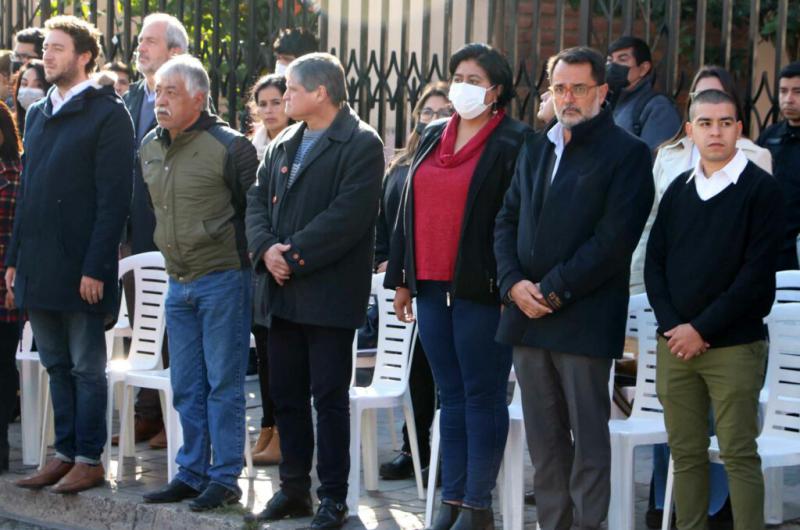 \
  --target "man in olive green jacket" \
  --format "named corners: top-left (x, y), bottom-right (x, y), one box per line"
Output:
top-left (138, 55), bottom-right (258, 512)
